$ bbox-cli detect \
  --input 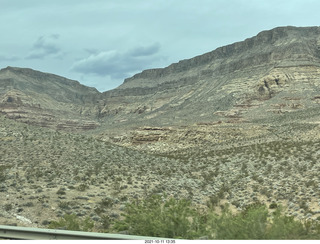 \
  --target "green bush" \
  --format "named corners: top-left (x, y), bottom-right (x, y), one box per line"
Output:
top-left (113, 195), bottom-right (320, 240)
top-left (208, 203), bottom-right (320, 240)
top-left (208, 203), bottom-right (268, 239)
top-left (113, 194), bottom-right (206, 239)
top-left (48, 214), bottom-right (94, 232)
top-left (269, 203), bottom-right (278, 209)
top-left (265, 207), bottom-right (319, 239)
